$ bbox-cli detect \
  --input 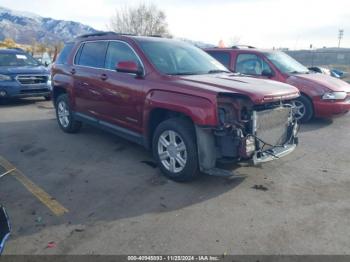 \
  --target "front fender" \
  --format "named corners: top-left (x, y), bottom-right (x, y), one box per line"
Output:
top-left (143, 90), bottom-right (218, 127)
